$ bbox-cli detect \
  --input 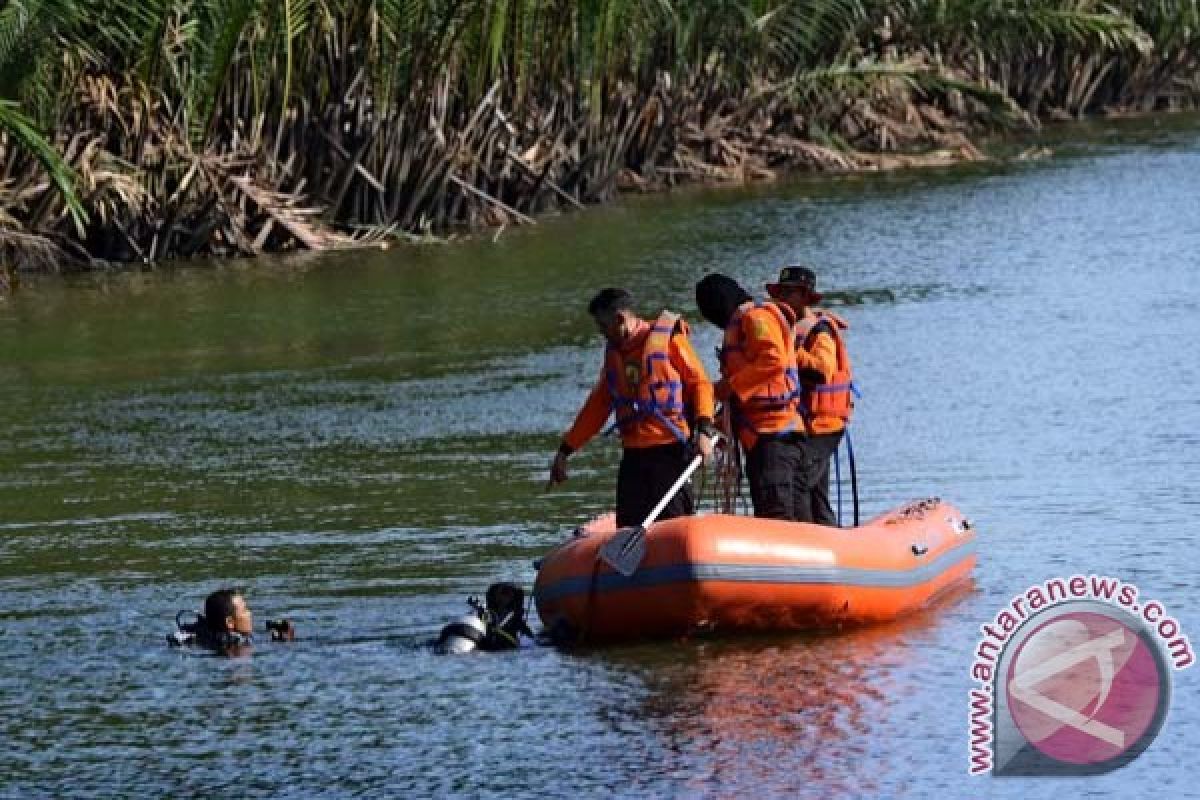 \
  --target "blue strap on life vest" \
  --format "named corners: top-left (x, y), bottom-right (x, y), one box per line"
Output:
top-left (602, 321), bottom-right (687, 444)
top-left (721, 303), bottom-right (804, 441)
top-left (731, 403), bottom-right (801, 440)
top-left (796, 318), bottom-right (859, 420)
top-left (805, 380), bottom-right (860, 417)
top-left (837, 383), bottom-right (861, 527)
top-left (639, 348), bottom-right (686, 443)
top-left (814, 379), bottom-right (861, 397)
top-left (727, 304), bottom-right (802, 410)
top-left (834, 442), bottom-right (843, 527)
top-left (648, 408), bottom-right (687, 443)
top-left (845, 427), bottom-right (859, 527)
